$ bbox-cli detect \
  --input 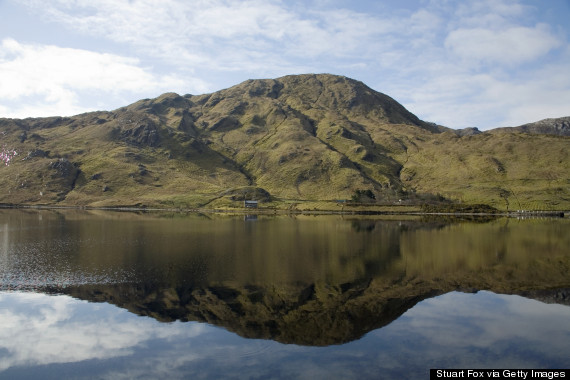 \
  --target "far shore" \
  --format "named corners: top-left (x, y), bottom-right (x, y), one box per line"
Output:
top-left (0, 202), bottom-right (566, 218)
